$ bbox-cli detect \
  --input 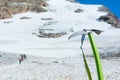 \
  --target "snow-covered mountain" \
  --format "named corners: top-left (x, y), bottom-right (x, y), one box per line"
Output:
top-left (0, 0), bottom-right (120, 80)
top-left (0, 0), bottom-right (120, 57)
